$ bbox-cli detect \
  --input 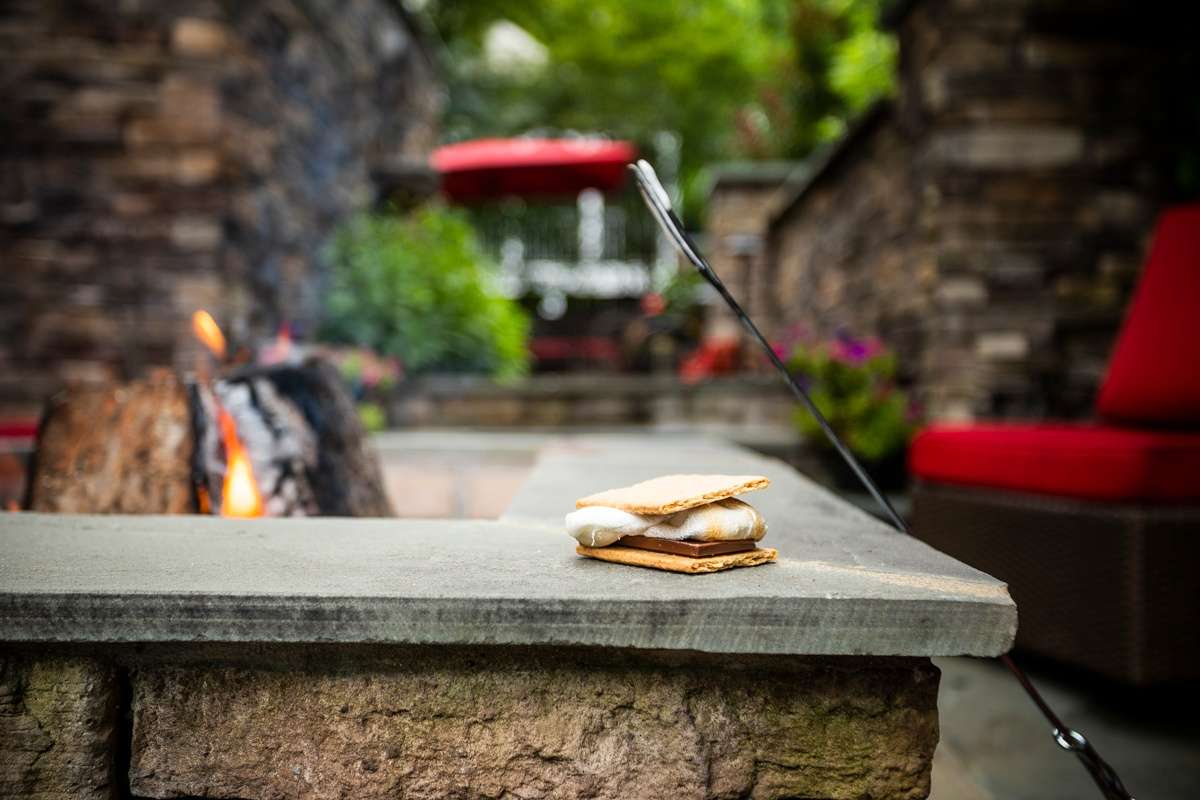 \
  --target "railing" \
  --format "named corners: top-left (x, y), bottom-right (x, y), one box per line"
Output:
top-left (464, 187), bottom-right (672, 299)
